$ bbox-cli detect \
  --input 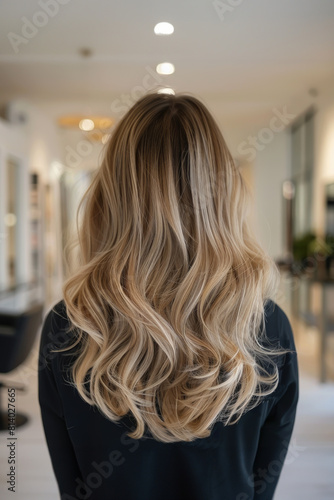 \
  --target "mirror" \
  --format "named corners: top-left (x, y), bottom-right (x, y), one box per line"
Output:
top-left (5, 157), bottom-right (20, 288)
top-left (325, 182), bottom-right (334, 236)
